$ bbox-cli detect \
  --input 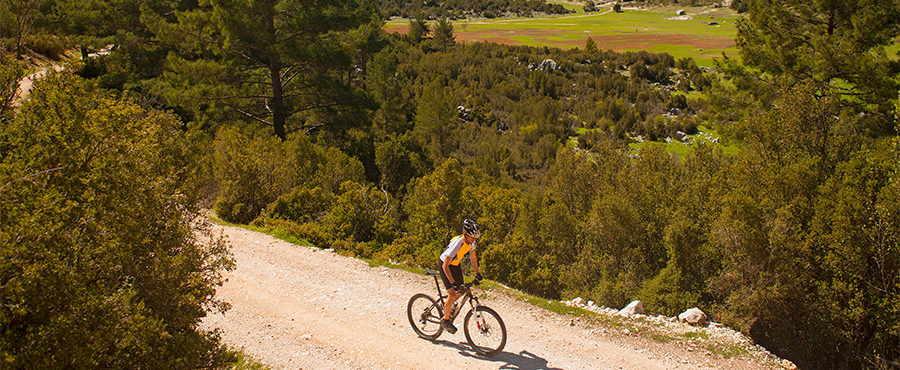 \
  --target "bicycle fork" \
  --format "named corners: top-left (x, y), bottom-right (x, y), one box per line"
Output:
top-left (469, 296), bottom-right (493, 335)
